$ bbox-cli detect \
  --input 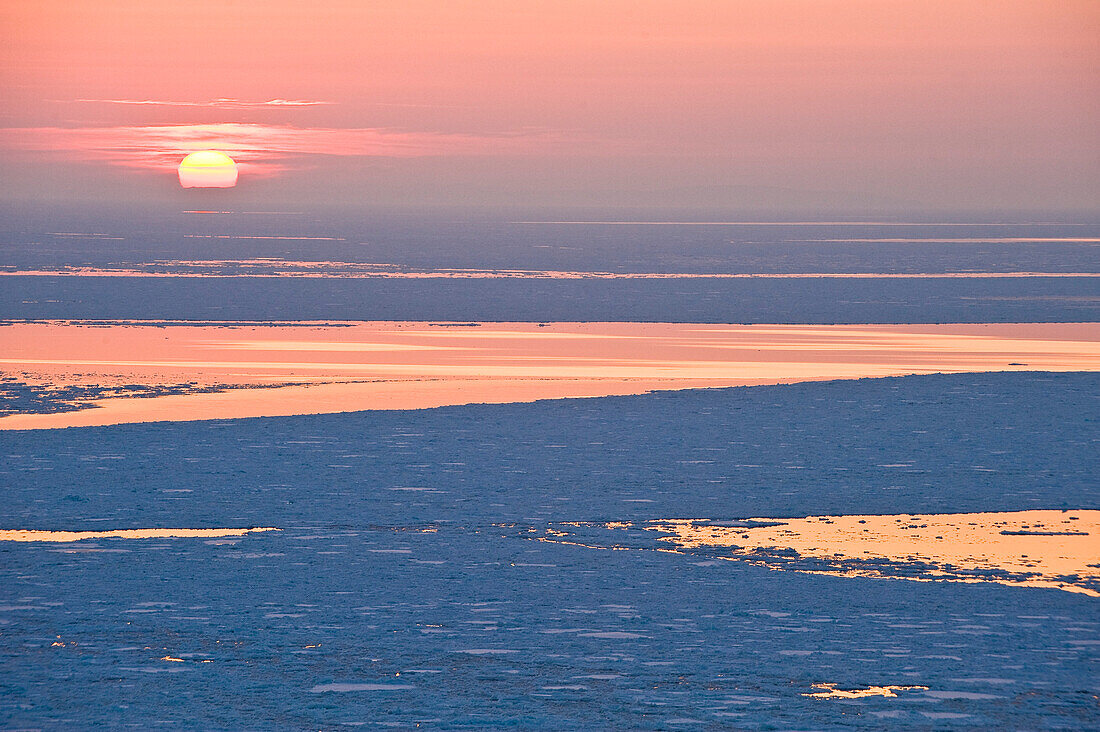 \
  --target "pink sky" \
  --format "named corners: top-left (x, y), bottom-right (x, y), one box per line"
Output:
top-left (1, 0), bottom-right (1097, 212)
